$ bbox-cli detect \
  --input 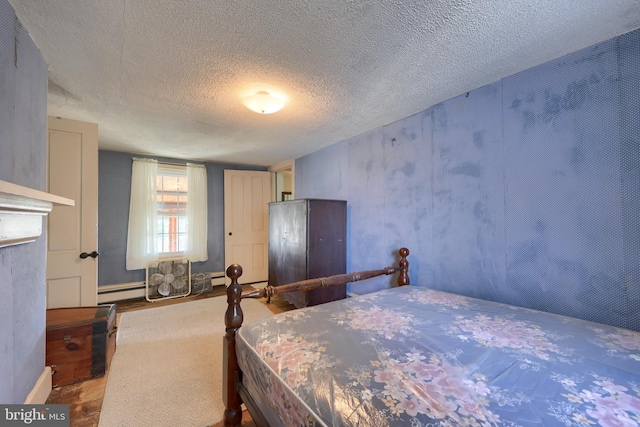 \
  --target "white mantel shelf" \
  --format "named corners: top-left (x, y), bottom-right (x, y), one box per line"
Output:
top-left (0, 180), bottom-right (74, 248)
